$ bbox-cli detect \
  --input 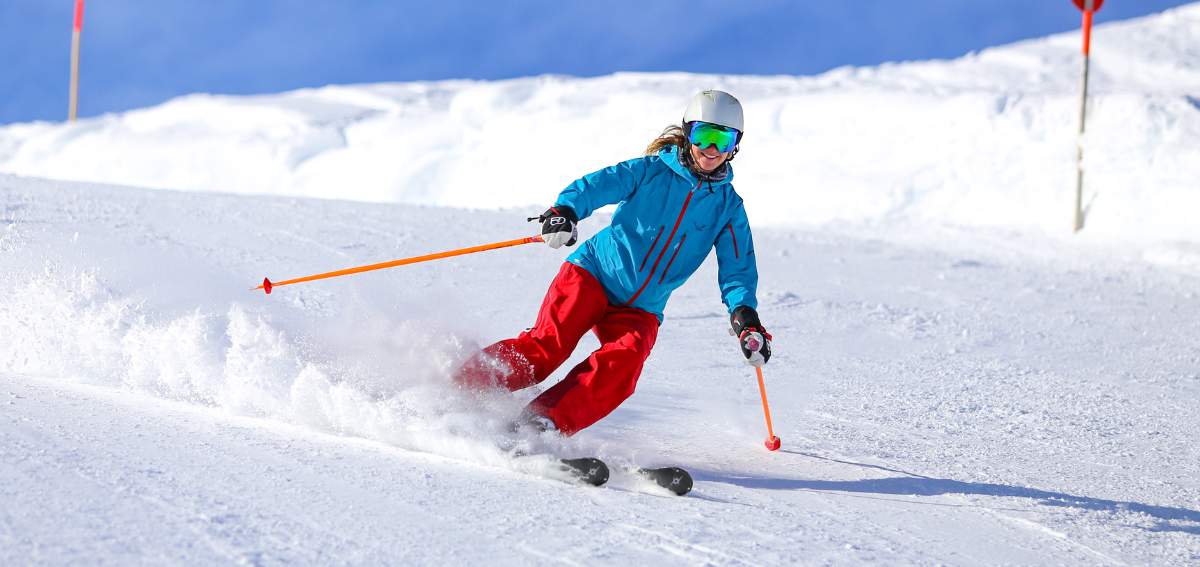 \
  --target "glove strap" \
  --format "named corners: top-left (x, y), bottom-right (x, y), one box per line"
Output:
top-left (739, 328), bottom-right (773, 342)
top-left (529, 206), bottom-right (576, 224)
